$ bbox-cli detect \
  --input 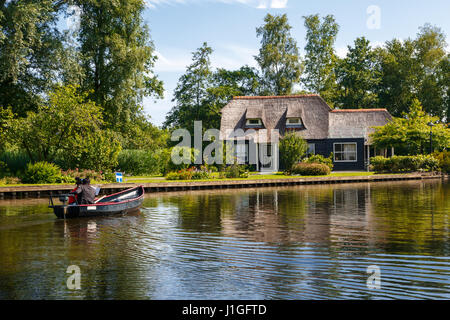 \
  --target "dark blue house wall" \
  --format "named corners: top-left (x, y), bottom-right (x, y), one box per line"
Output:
top-left (306, 138), bottom-right (366, 171)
